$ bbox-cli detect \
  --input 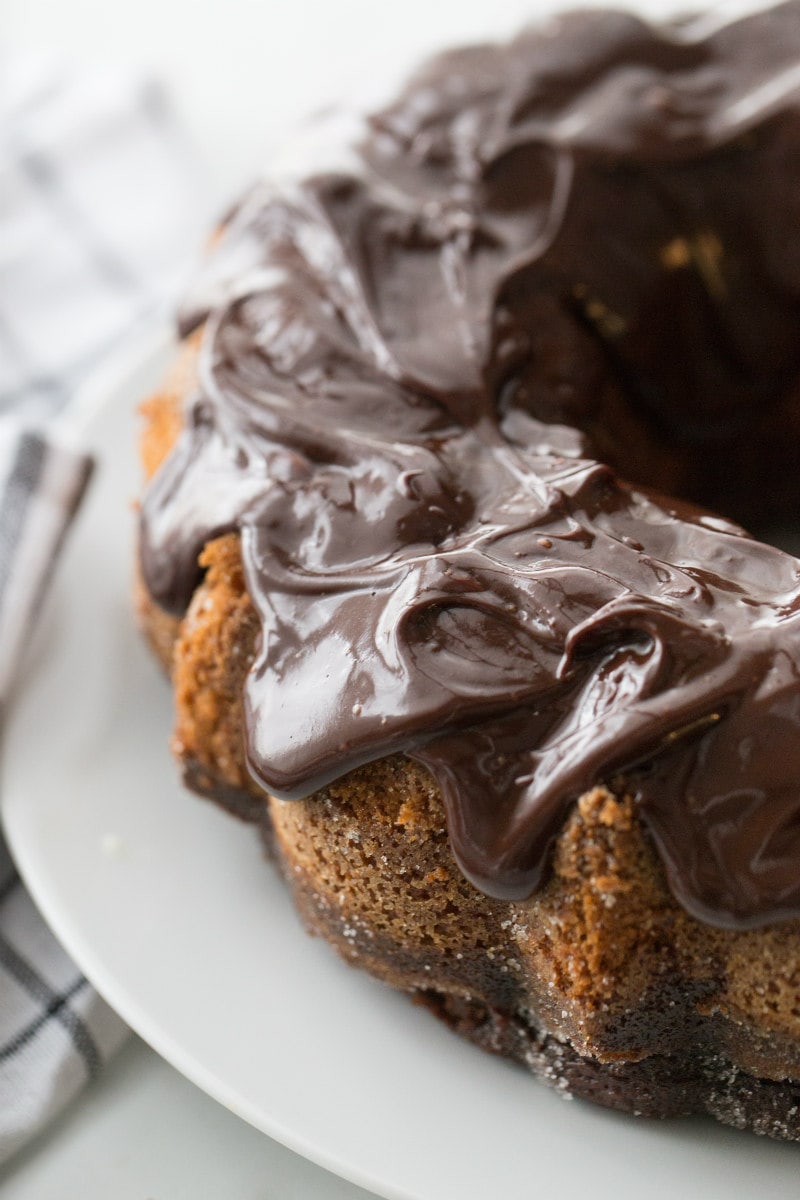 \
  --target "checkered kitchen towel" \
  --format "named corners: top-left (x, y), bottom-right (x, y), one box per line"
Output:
top-left (0, 50), bottom-right (208, 1163)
